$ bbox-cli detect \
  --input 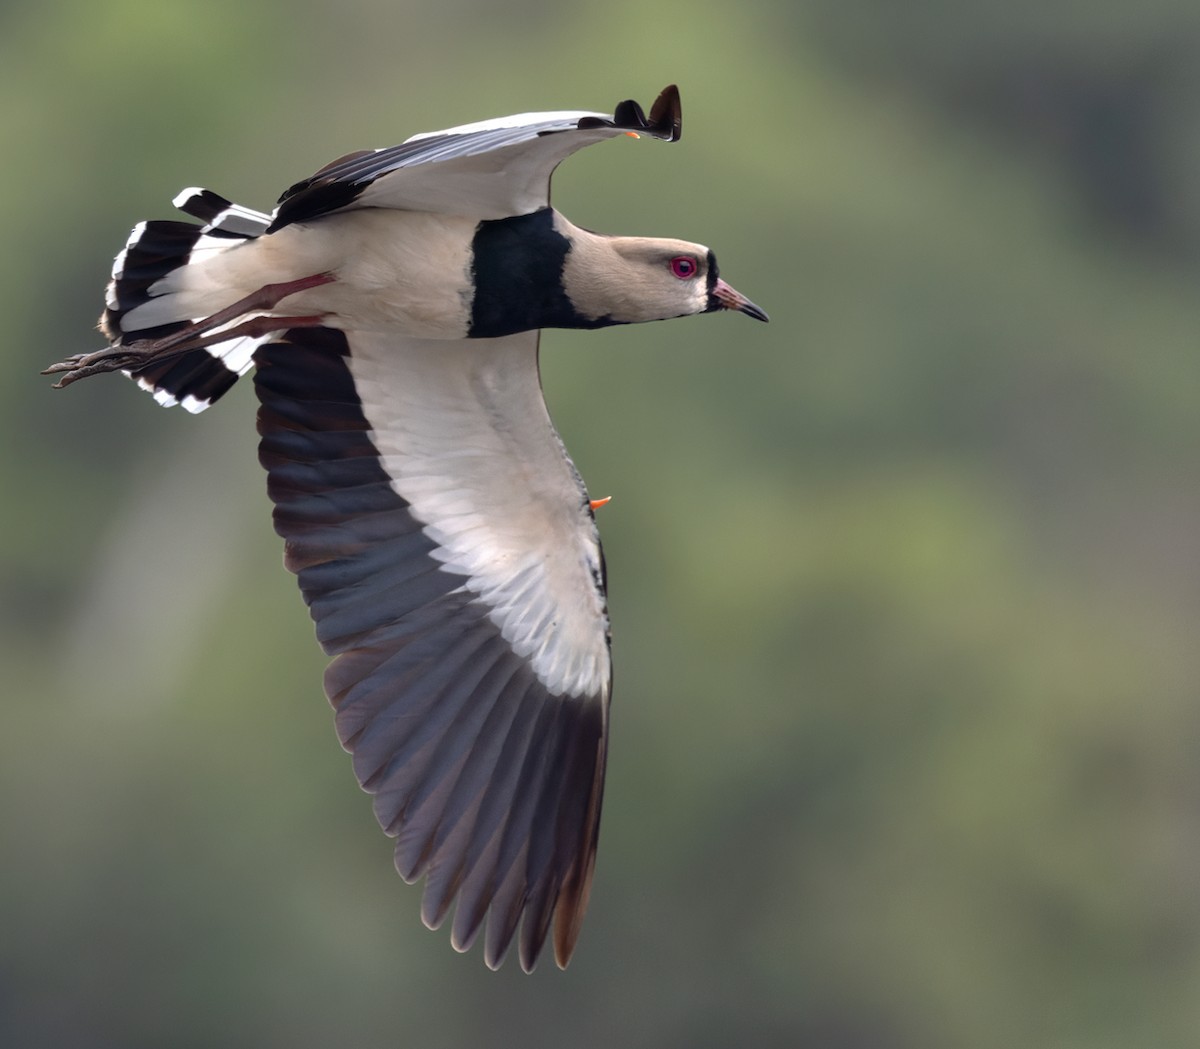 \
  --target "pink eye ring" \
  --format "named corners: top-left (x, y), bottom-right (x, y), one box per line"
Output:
top-left (669, 255), bottom-right (698, 279)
